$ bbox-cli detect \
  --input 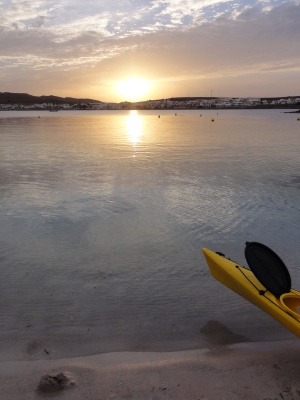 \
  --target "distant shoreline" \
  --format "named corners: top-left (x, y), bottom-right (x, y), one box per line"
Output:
top-left (1, 92), bottom-right (300, 111)
top-left (1, 106), bottom-right (300, 112)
